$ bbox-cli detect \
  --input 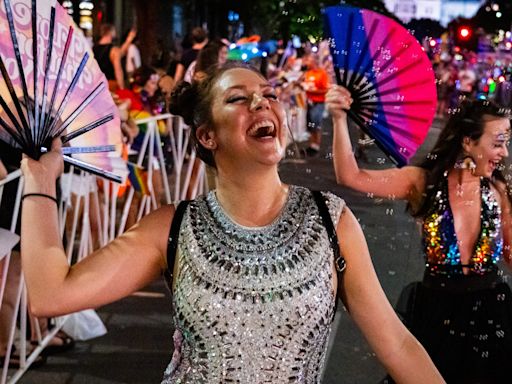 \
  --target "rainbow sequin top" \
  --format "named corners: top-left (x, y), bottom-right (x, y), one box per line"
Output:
top-left (423, 176), bottom-right (502, 276)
